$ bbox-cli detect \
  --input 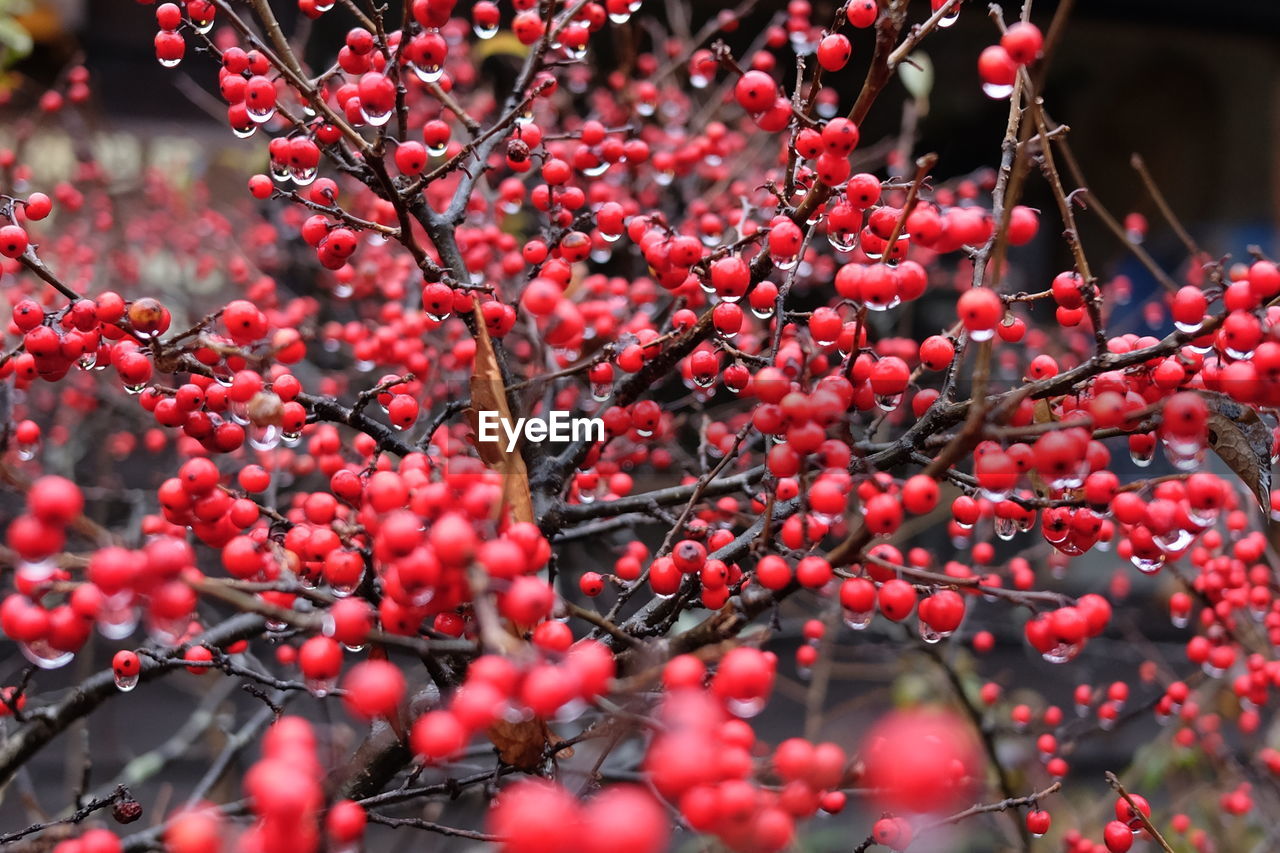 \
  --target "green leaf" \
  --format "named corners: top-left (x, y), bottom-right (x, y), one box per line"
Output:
top-left (898, 51), bottom-right (934, 103)
top-left (0, 16), bottom-right (32, 61)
